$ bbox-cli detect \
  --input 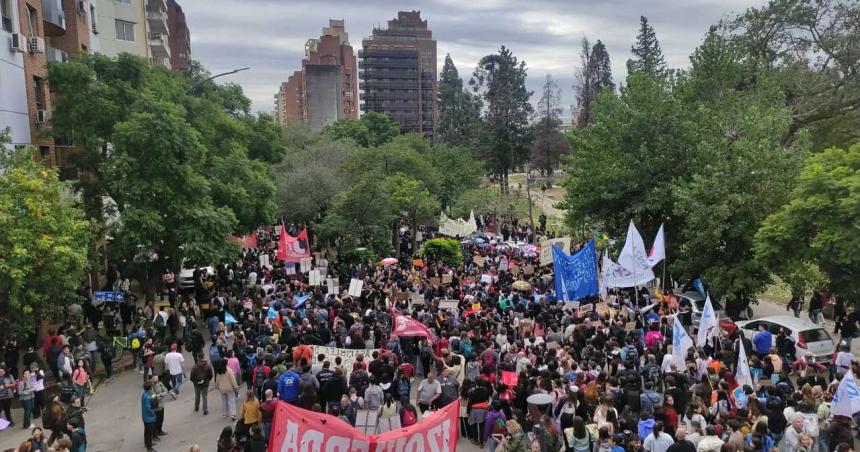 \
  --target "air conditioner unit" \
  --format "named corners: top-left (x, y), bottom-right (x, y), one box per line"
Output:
top-left (35, 110), bottom-right (48, 125)
top-left (29, 36), bottom-right (45, 53)
top-left (11, 33), bottom-right (27, 53)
